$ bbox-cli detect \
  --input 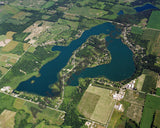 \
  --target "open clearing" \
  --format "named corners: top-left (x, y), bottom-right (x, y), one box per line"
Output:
top-left (23, 43), bottom-right (31, 51)
top-left (2, 41), bottom-right (19, 52)
top-left (0, 109), bottom-right (16, 128)
top-left (13, 98), bottom-right (26, 109)
top-left (135, 74), bottom-right (145, 91)
top-left (126, 104), bottom-right (143, 124)
top-left (78, 86), bottom-right (115, 124)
